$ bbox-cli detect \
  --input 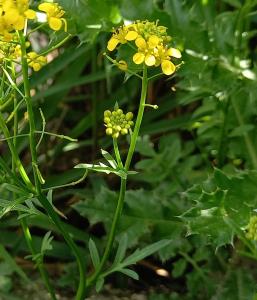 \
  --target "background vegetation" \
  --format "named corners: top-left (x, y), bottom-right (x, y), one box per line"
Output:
top-left (1, 0), bottom-right (257, 299)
